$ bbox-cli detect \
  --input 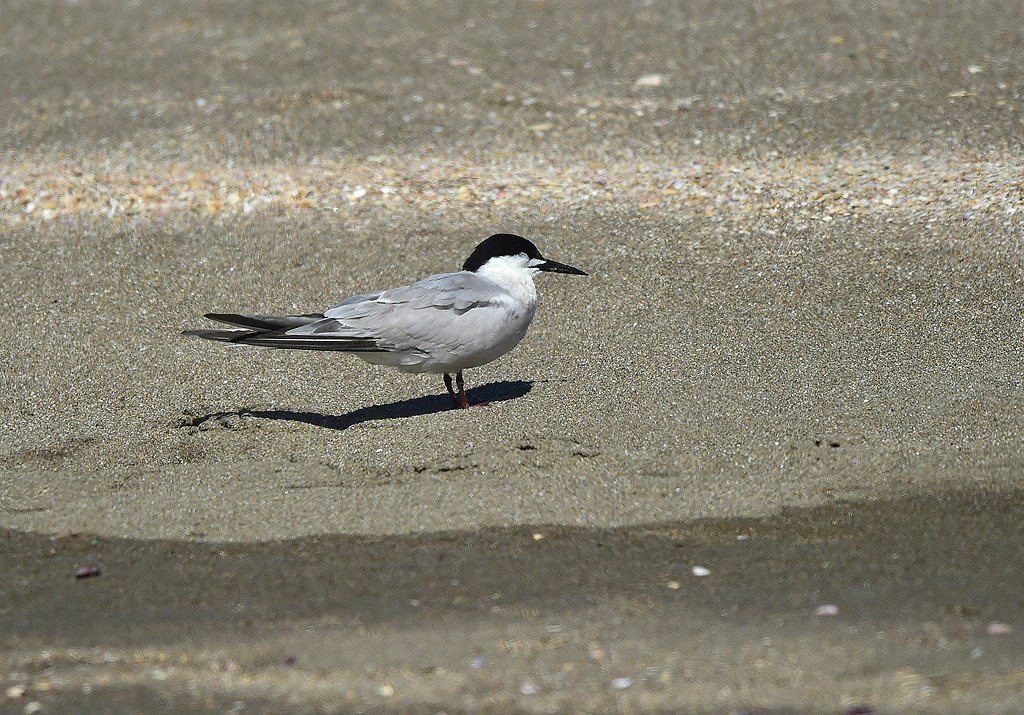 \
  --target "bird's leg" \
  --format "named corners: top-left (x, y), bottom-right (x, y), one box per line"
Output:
top-left (455, 371), bottom-right (471, 409)
top-left (455, 370), bottom-right (489, 409)
top-left (443, 373), bottom-right (461, 407)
